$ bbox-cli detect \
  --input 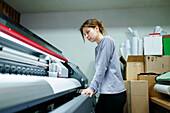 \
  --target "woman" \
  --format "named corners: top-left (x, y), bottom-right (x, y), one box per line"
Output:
top-left (80, 19), bottom-right (126, 113)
